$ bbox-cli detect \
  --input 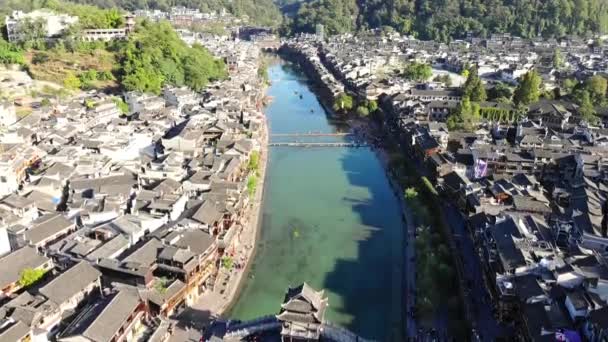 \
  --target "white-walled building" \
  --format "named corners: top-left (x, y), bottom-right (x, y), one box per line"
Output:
top-left (5, 10), bottom-right (78, 43)
top-left (0, 102), bottom-right (17, 127)
top-left (0, 227), bottom-right (10, 257)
